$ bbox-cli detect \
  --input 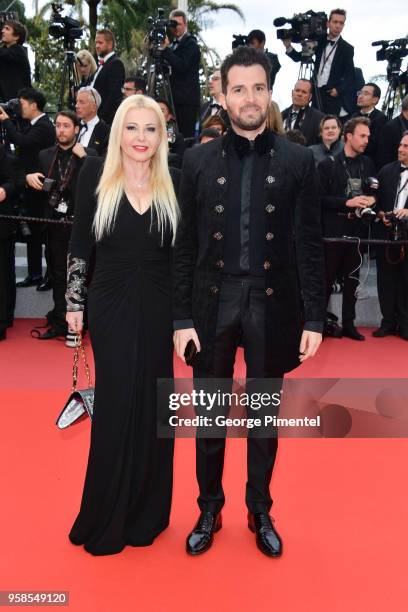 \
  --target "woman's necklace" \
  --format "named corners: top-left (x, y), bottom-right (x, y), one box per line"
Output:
top-left (135, 174), bottom-right (150, 189)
